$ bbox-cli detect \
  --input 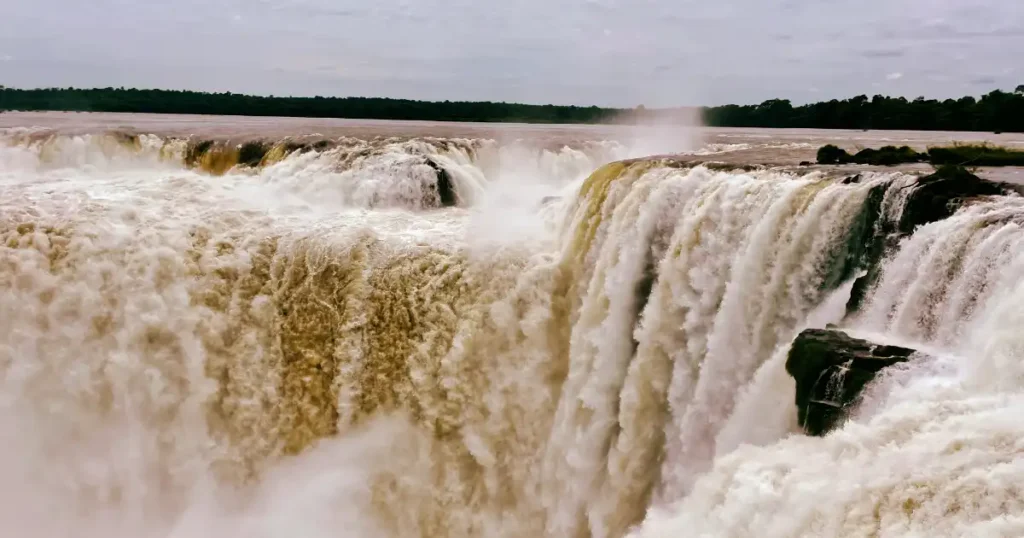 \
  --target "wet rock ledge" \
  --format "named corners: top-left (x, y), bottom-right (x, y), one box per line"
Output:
top-left (786, 329), bottom-right (917, 436)
top-left (842, 165), bottom-right (1021, 314)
